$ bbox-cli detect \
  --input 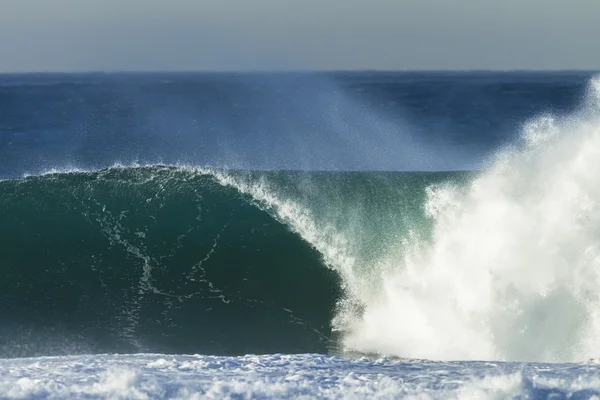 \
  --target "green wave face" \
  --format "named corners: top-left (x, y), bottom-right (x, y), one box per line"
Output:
top-left (0, 167), bottom-right (345, 357)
